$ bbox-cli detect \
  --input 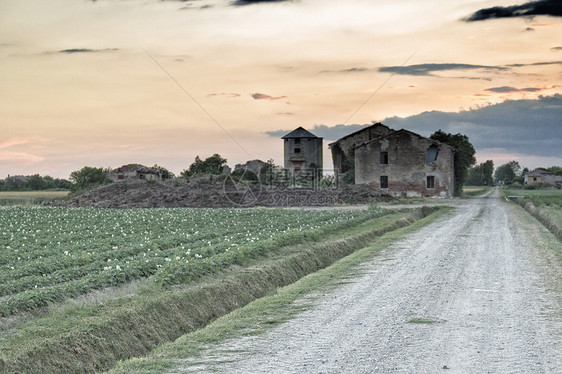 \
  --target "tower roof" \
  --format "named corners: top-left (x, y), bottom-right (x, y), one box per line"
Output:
top-left (281, 126), bottom-right (321, 139)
